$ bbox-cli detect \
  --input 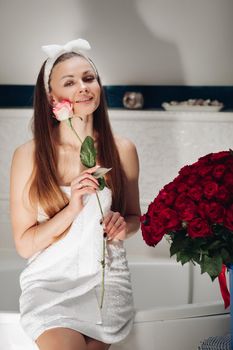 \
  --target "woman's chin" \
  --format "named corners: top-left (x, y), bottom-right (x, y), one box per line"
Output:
top-left (73, 105), bottom-right (98, 118)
